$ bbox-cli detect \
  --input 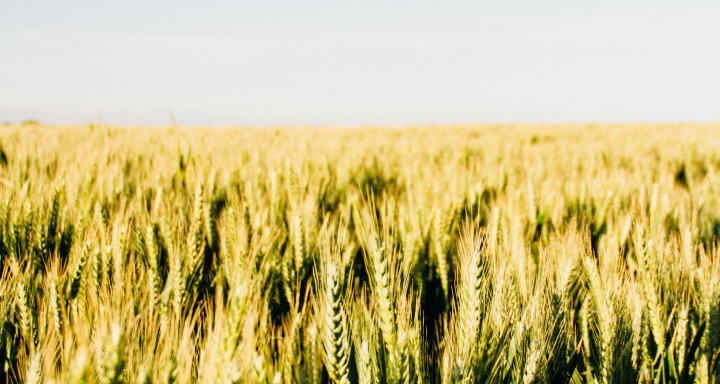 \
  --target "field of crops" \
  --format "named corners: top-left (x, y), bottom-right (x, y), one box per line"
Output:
top-left (1, 124), bottom-right (720, 383)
